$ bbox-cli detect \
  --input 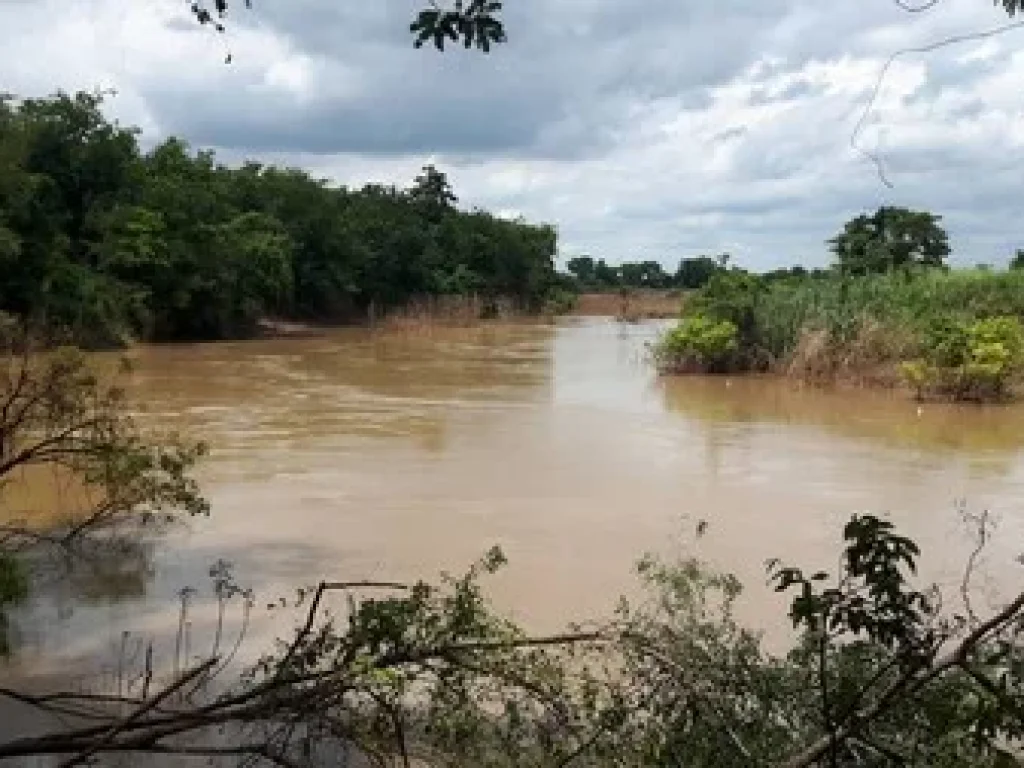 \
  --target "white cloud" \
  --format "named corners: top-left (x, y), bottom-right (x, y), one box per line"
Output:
top-left (2, 0), bottom-right (1024, 268)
